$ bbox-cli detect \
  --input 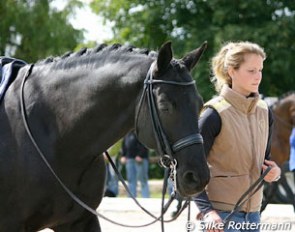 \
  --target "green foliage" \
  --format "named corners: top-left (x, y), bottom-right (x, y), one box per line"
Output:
top-left (90, 0), bottom-right (295, 99)
top-left (108, 139), bottom-right (123, 157)
top-left (149, 150), bottom-right (165, 179)
top-left (0, 0), bottom-right (83, 62)
top-left (149, 163), bottom-right (165, 179)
